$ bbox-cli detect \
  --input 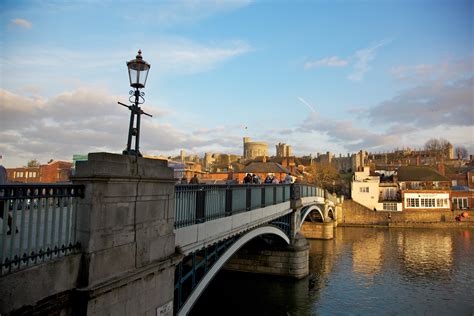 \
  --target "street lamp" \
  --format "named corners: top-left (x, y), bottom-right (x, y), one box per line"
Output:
top-left (119, 49), bottom-right (152, 157)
